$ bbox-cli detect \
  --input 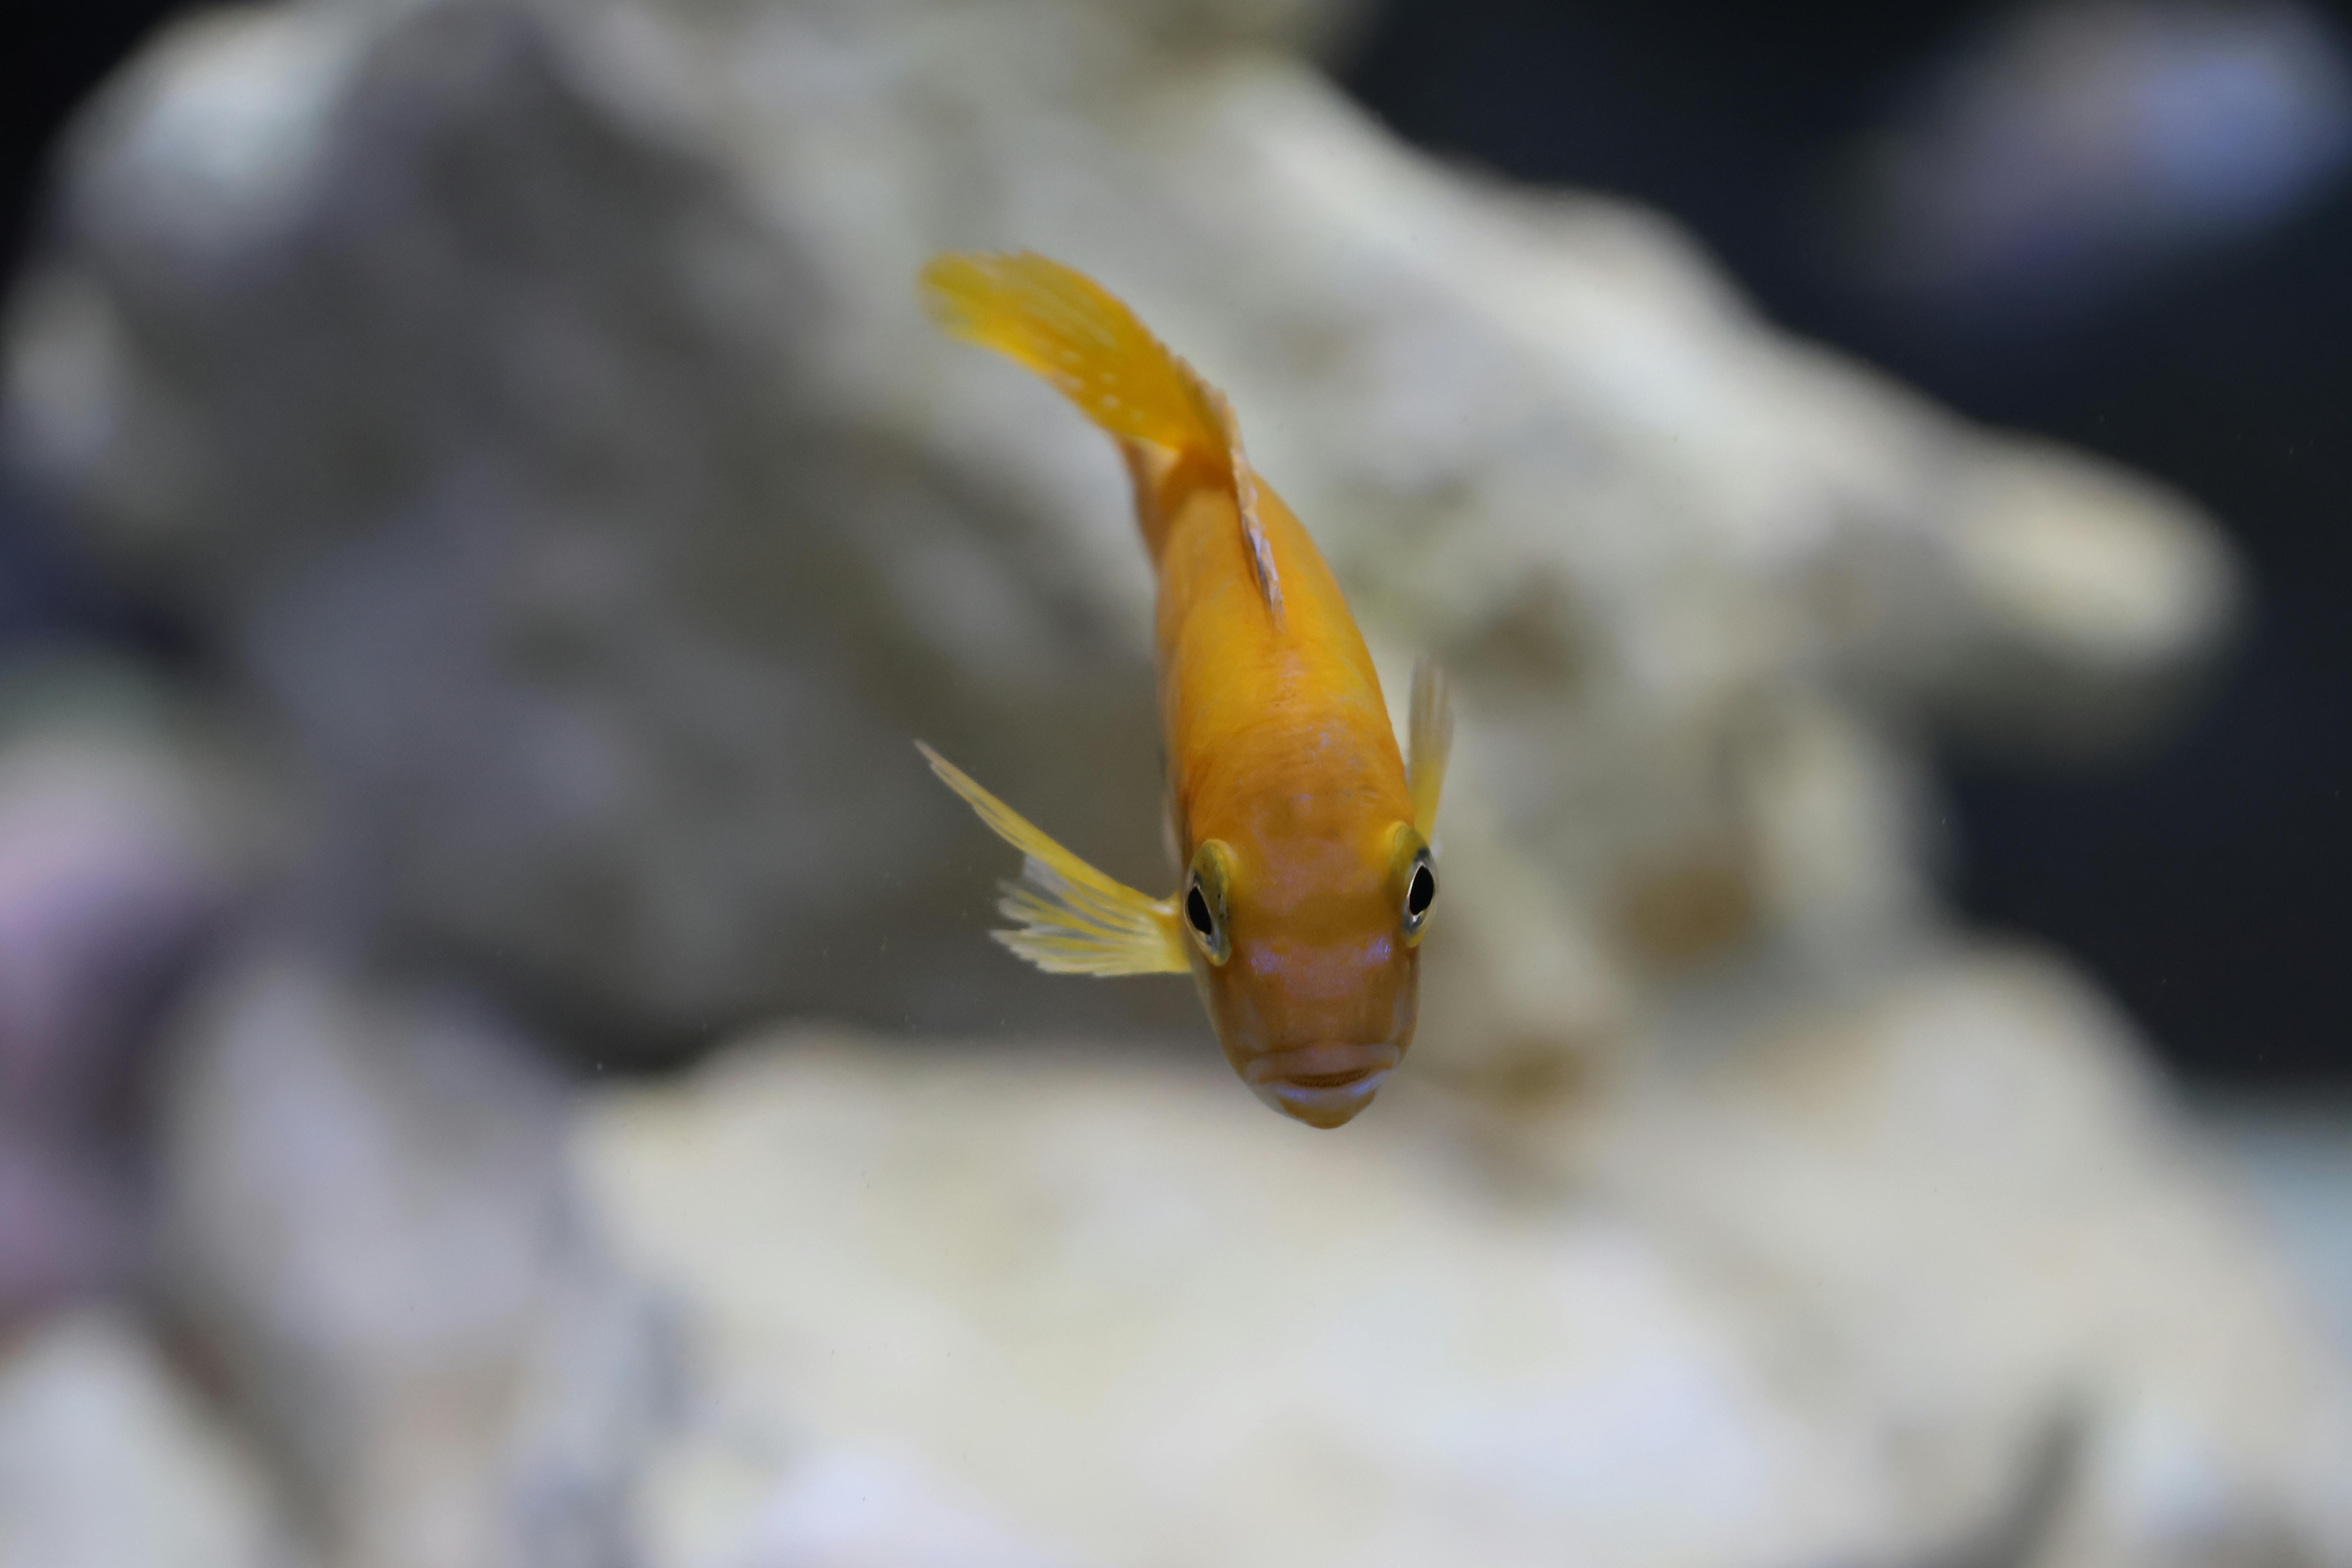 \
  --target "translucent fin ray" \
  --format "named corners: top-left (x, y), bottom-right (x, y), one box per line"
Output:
top-left (1407, 659), bottom-right (1452, 841)
top-left (916, 741), bottom-right (1189, 976)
